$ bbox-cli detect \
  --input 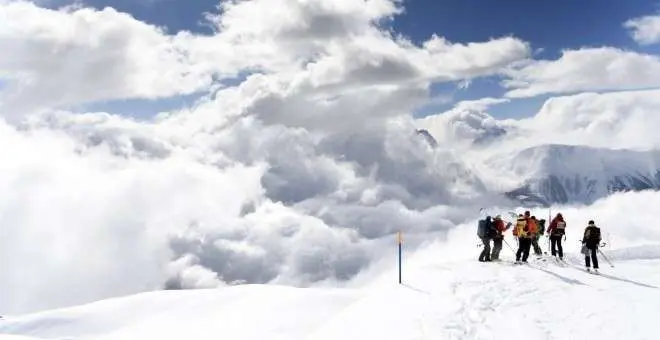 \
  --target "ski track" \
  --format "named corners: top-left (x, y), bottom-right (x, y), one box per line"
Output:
top-left (397, 251), bottom-right (660, 340)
